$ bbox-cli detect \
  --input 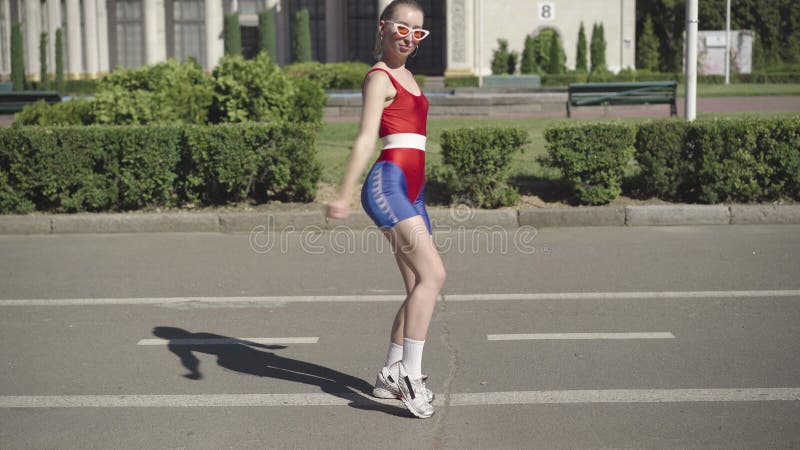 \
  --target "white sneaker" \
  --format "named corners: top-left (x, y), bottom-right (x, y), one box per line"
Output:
top-left (384, 361), bottom-right (435, 419)
top-left (373, 367), bottom-right (435, 403)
